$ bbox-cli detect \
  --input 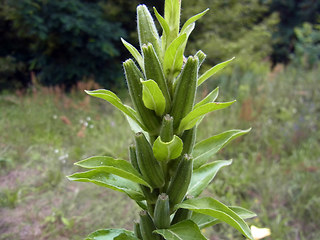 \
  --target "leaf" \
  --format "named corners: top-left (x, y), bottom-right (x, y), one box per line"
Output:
top-left (85, 89), bottom-right (146, 130)
top-left (188, 160), bottom-right (232, 197)
top-left (154, 220), bottom-right (207, 240)
top-left (194, 87), bottom-right (219, 109)
top-left (178, 101), bottom-right (236, 133)
top-left (135, 200), bottom-right (148, 210)
top-left (193, 87), bottom-right (219, 127)
top-left (191, 206), bottom-right (257, 229)
top-left (124, 115), bottom-right (144, 134)
top-left (198, 57), bottom-right (235, 86)
top-left (193, 129), bottom-right (251, 169)
top-left (75, 156), bottom-right (152, 189)
top-left (141, 79), bottom-right (166, 116)
top-left (153, 7), bottom-right (170, 38)
top-left (180, 9), bottom-right (209, 34)
top-left (177, 198), bottom-right (254, 240)
top-left (152, 135), bottom-right (183, 162)
top-left (164, 0), bottom-right (181, 37)
top-left (67, 170), bottom-right (144, 201)
top-left (121, 38), bottom-right (144, 71)
top-left (85, 229), bottom-right (138, 240)
top-left (163, 33), bottom-right (187, 78)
